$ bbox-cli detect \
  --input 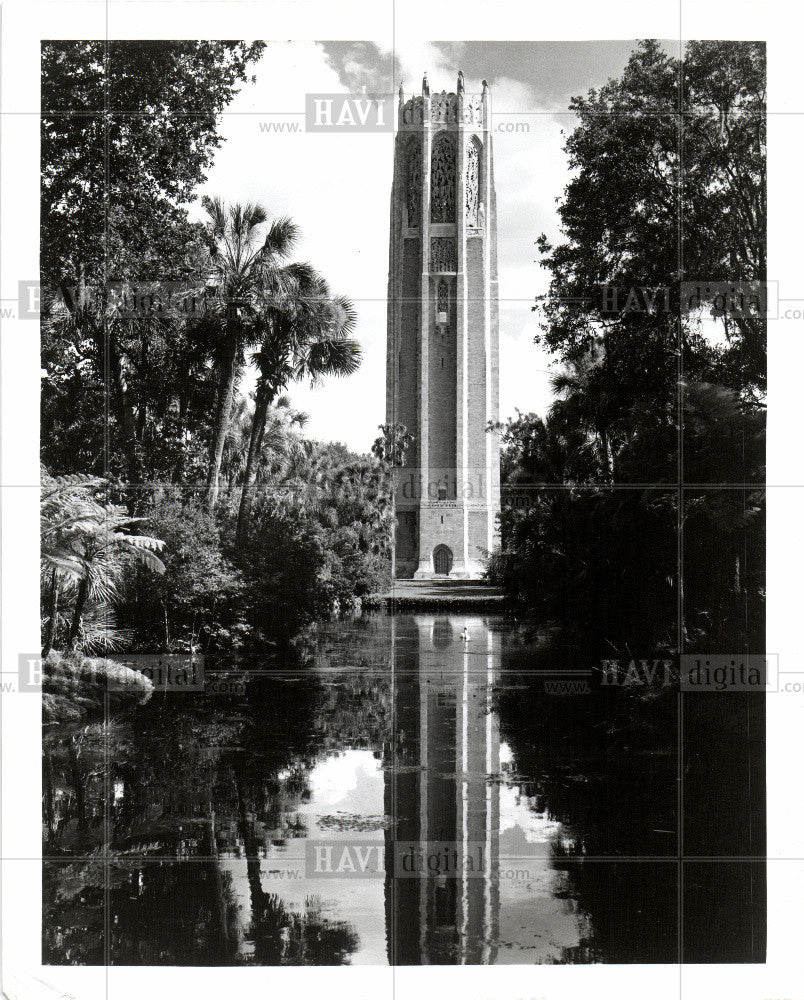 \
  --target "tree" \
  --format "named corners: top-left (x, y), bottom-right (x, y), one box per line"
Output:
top-left (41, 42), bottom-right (266, 482)
top-left (548, 346), bottom-right (617, 479)
top-left (42, 41), bottom-right (265, 292)
top-left (496, 39), bottom-right (767, 650)
top-left (235, 271), bottom-right (360, 544)
top-left (371, 423), bottom-right (414, 579)
top-left (490, 378), bottom-right (764, 650)
top-left (371, 422), bottom-right (414, 467)
top-left (221, 395), bottom-right (307, 490)
top-left (42, 282), bottom-right (212, 482)
top-left (41, 472), bottom-right (166, 654)
top-left (537, 39), bottom-right (766, 398)
top-left (132, 490), bottom-right (246, 651)
top-left (198, 198), bottom-right (301, 507)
